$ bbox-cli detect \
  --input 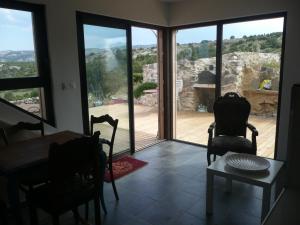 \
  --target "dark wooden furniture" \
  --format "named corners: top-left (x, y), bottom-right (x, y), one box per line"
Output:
top-left (207, 92), bottom-right (258, 165)
top-left (0, 128), bottom-right (8, 147)
top-left (90, 114), bottom-right (119, 214)
top-left (27, 131), bottom-right (105, 225)
top-left (0, 199), bottom-right (8, 225)
top-left (0, 131), bottom-right (82, 225)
